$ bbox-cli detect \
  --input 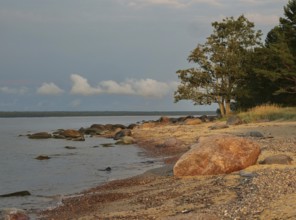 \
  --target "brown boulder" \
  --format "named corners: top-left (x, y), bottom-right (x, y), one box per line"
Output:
top-left (174, 135), bottom-right (260, 176)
